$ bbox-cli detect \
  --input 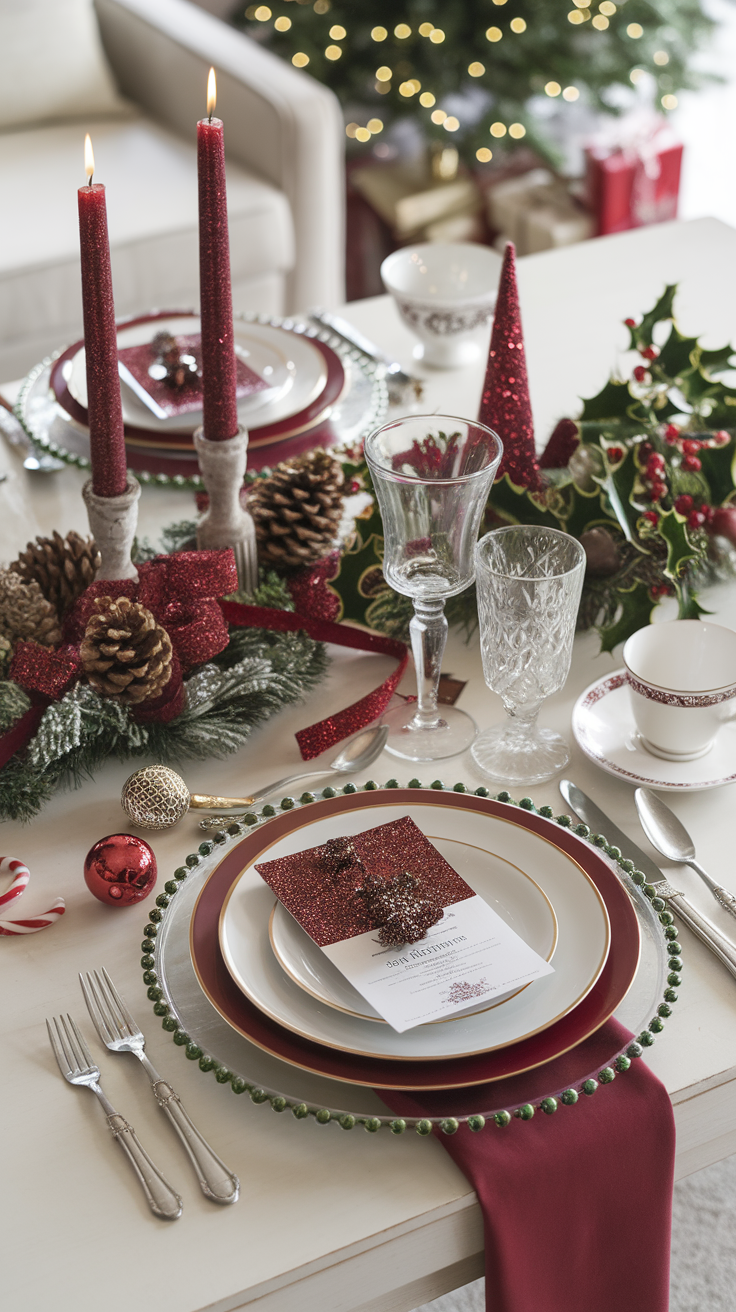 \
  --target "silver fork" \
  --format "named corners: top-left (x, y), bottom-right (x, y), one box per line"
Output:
top-left (46, 1013), bottom-right (182, 1220)
top-left (80, 968), bottom-right (239, 1205)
